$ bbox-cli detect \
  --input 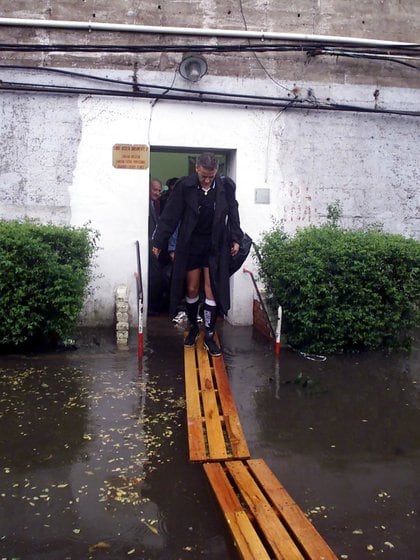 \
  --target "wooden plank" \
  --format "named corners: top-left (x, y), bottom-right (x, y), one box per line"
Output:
top-left (203, 462), bottom-right (270, 560)
top-left (184, 345), bottom-right (207, 461)
top-left (247, 459), bottom-right (338, 560)
top-left (226, 461), bottom-right (304, 560)
top-left (184, 333), bottom-right (250, 461)
top-left (184, 330), bottom-right (250, 462)
top-left (213, 357), bottom-right (250, 459)
top-left (196, 336), bottom-right (228, 460)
